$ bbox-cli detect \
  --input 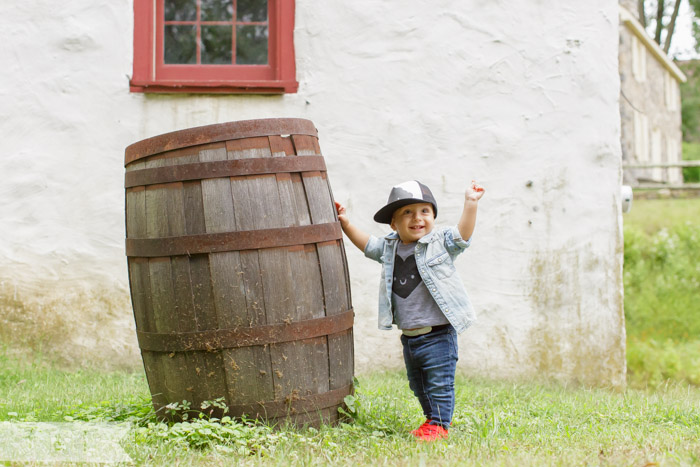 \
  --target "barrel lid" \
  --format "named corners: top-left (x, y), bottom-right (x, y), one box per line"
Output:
top-left (124, 118), bottom-right (318, 166)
